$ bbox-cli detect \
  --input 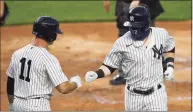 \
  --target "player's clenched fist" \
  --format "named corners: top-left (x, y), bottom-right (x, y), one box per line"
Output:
top-left (85, 71), bottom-right (98, 83)
top-left (164, 67), bottom-right (174, 80)
top-left (70, 76), bottom-right (82, 88)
